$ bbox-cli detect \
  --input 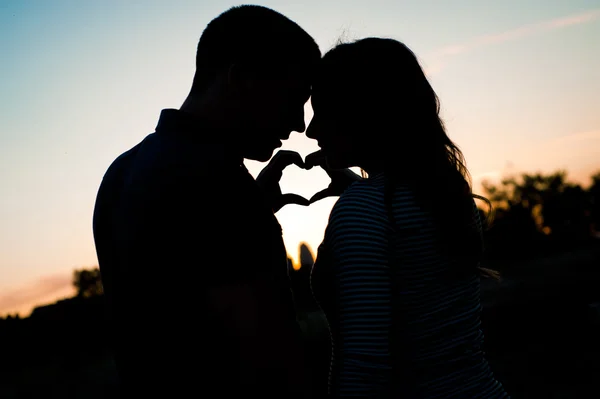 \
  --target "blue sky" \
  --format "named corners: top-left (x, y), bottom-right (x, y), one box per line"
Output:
top-left (1, 0), bottom-right (599, 315)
